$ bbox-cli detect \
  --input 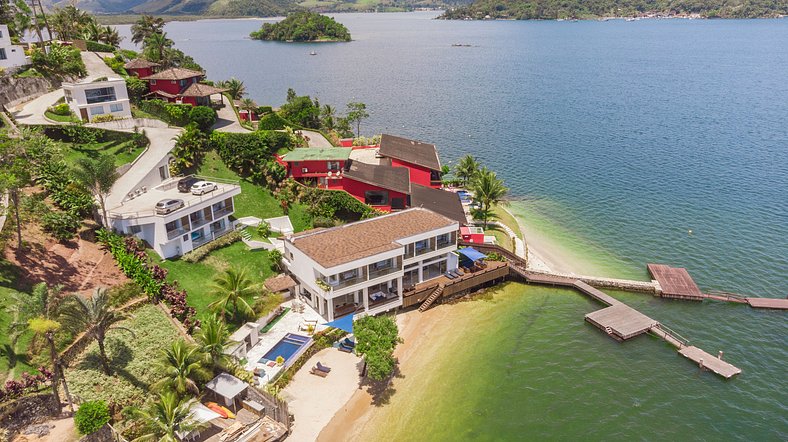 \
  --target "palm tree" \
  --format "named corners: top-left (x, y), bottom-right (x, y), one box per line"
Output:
top-left (48, 6), bottom-right (91, 40)
top-left (239, 98), bottom-right (257, 120)
top-left (455, 155), bottom-right (480, 187)
top-left (153, 339), bottom-right (210, 396)
top-left (470, 167), bottom-right (509, 228)
top-left (321, 104), bottom-right (336, 130)
top-left (131, 391), bottom-right (206, 442)
top-left (131, 15), bottom-right (165, 45)
top-left (143, 32), bottom-right (174, 64)
top-left (0, 138), bottom-right (32, 250)
top-left (170, 124), bottom-right (207, 174)
top-left (6, 283), bottom-right (74, 411)
top-left (222, 78), bottom-right (245, 100)
top-left (59, 288), bottom-right (132, 376)
top-left (72, 154), bottom-right (119, 228)
top-left (100, 26), bottom-right (122, 47)
top-left (82, 20), bottom-right (102, 42)
top-left (196, 315), bottom-right (234, 374)
top-left (208, 268), bottom-right (257, 322)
